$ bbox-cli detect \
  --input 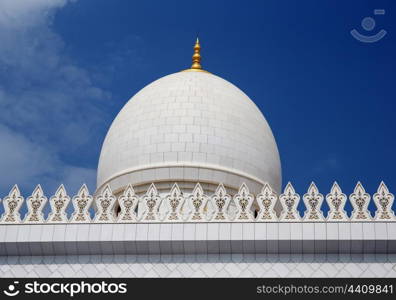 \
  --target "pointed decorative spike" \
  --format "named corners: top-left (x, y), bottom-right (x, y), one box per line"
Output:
top-left (262, 182), bottom-right (270, 192)
top-left (327, 182), bottom-right (348, 221)
top-left (2, 184), bottom-right (24, 223)
top-left (48, 184), bottom-right (70, 223)
top-left (164, 183), bottom-right (184, 222)
top-left (94, 184), bottom-right (116, 223)
top-left (215, 183), bottom-right (226, 195)
top-left (331, 181), bottom-right (341, 194)
top-left (55, 184), bottom-right (66, 197)
top-left (170, 183), bottom-right (182, 196)
top-left (303, 182), bottom-right (324, 221)
top-left (141, 183), bottom-right (161, 222)
top-left (238, 182), bottom-right (250, 195)
top-left (210, 183), bottom-right (231, 222)
top-left (70, 184), bottom-right (93, 223)
top-left (123, 184), bottom-right (135, 196)
top-left (284, 182), bottom-right (295, 194)
top-left (308, 182), bottom-right (318, 194)
top-left (192, 182), bottom-right (204, 196)
top-left (350, 182), bottom-right (371, 221)
top-left (78, 184), bottom-right (89, 197)
top-left (234, 183), bottom-right (254, 221)
top-left (102, 184), bottom-right (113, 198)
top-left (373, 181), bottom-right (395, 221)
top-left (10, 184), bottom-right (21, 197)
top-left (378, 181), bottom-right (389, 194)
top-left (187, 183), bottom-right (208, 222)
top-left (32, 184), bottom-right (43, 197)
top-left (24, 185), bottom-right (47, 223)
top-left (147, 183), bottom-right (158, 195)
top-left (279, 183), bottom-right (300, 221)
top-left (257, 182), bottom-right (278, 222)
top-left (354, 181), bottom-right (365, 193)
top-left (118, 185), bottom-right (139, 223)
